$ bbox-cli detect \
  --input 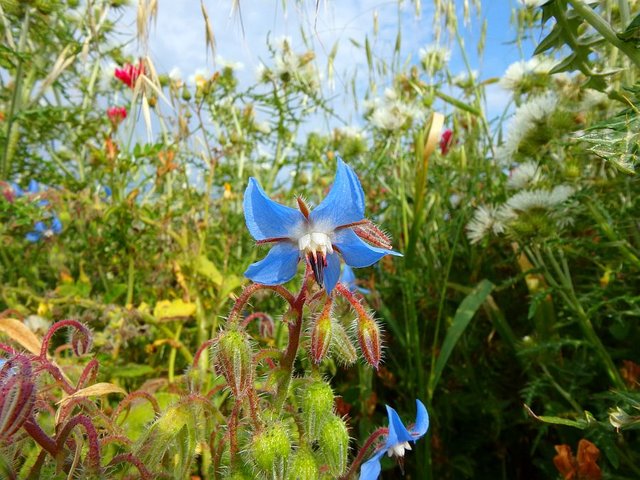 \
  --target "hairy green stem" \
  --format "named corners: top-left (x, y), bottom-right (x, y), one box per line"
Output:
top-left (568, 0), bottom-right (640, 68)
